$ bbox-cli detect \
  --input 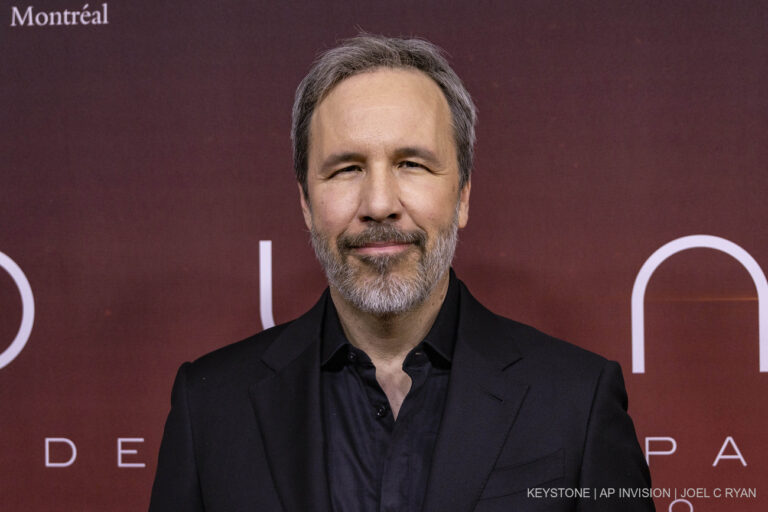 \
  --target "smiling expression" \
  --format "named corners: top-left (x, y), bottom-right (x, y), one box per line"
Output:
top-left (300, 67), bottom-right (470, 314)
